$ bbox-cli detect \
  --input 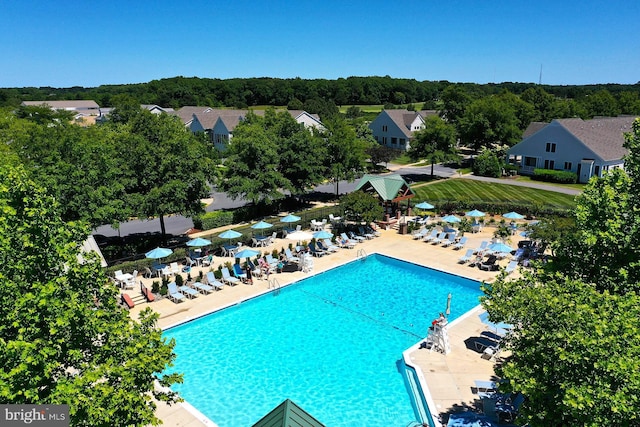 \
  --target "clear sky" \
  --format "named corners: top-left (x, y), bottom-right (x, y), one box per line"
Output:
top-left (1, 0), bottom-right (638, 88)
